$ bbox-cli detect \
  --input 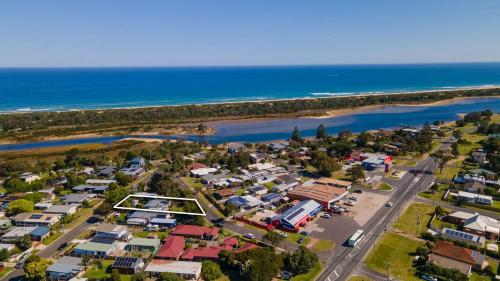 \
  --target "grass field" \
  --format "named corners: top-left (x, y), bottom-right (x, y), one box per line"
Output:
top-left (365, 232), bottom-right (423, 281)
top-left (0, 267), bottom-right (13, 279)
top-left (86, 260), bottom-right (132, 281)
top-left (348, 276), bottom-right (373, 281)
top-left (64, 208), bottom-right (93, 229)
top-left (291, 262), bottom-right (322, 281)
top-left (377, 183), bottom-right (392, 191)
top-left (43, 231), bottom-right (64, 245)
top-left (312, 239), bottom-right (335, 252)
top-left (393, 203), bottom-right (435, 235)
